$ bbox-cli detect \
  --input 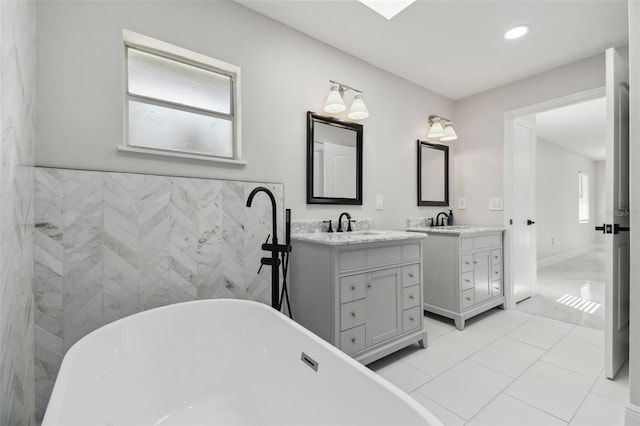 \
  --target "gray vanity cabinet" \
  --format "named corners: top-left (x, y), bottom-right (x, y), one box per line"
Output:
top-left (422, 230), bottom-right (505, 330)
top-left (291, 237), bottom-right (427, 365)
